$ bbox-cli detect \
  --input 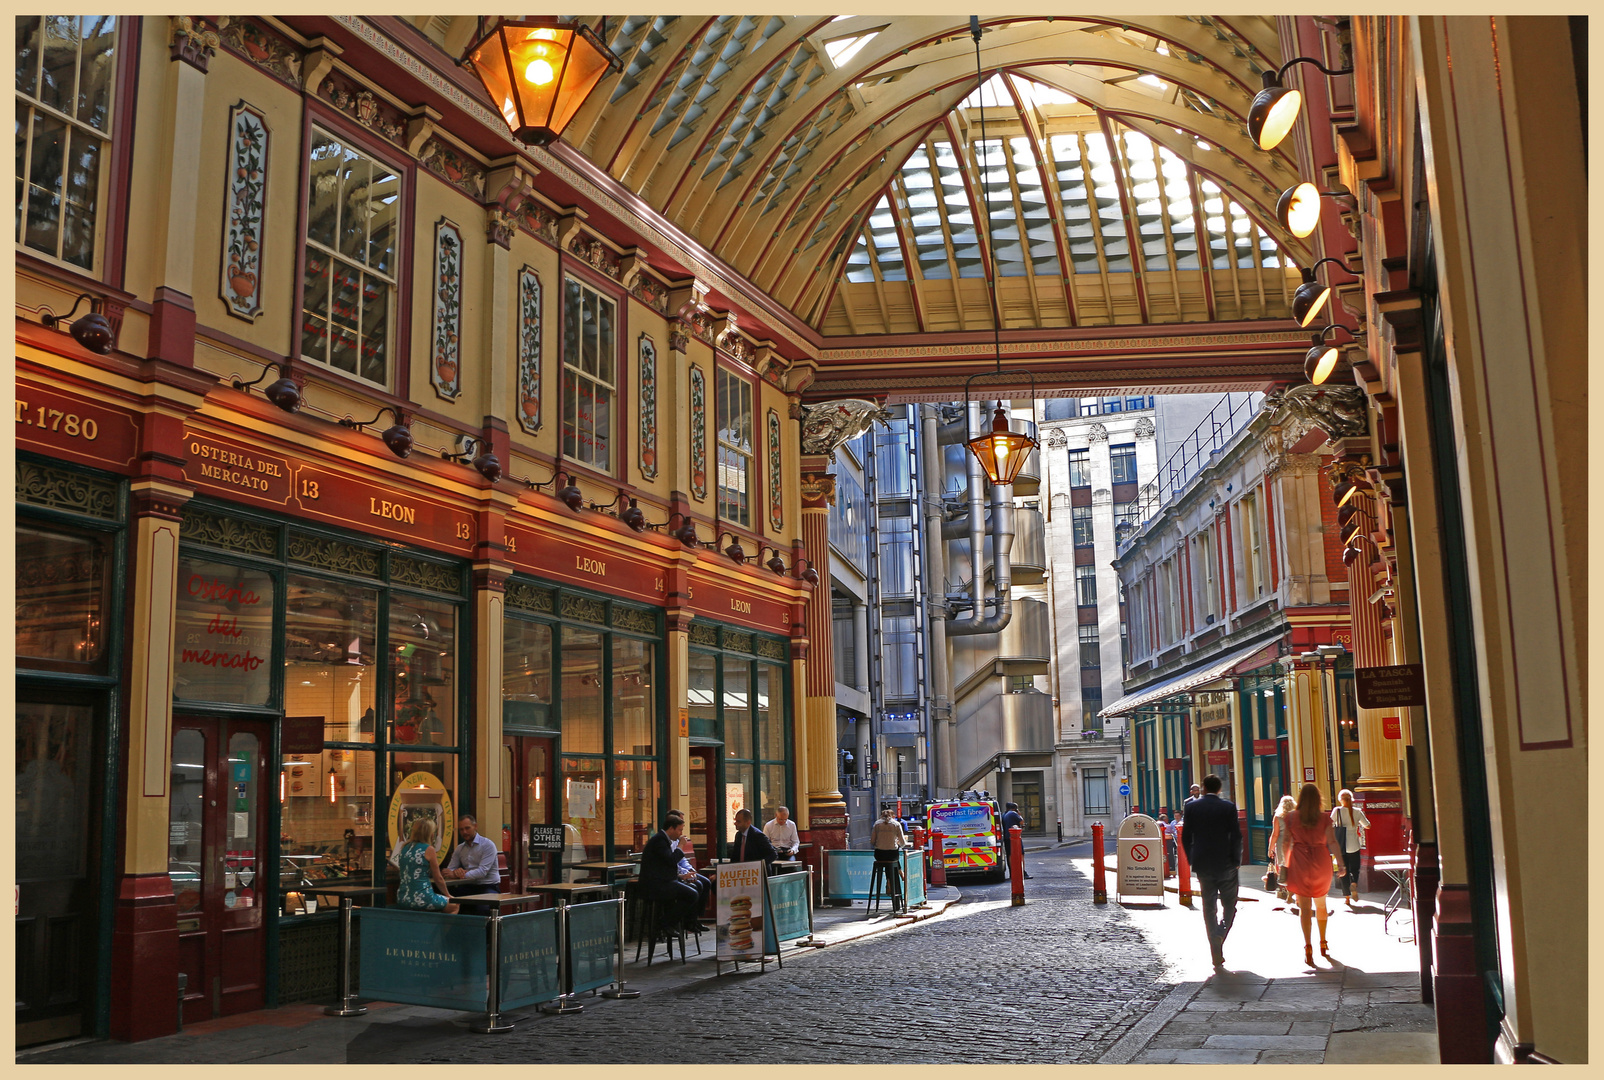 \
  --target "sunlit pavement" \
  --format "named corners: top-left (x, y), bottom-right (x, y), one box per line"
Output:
top-left (1065, 855), bottom-right (1439, 1063)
